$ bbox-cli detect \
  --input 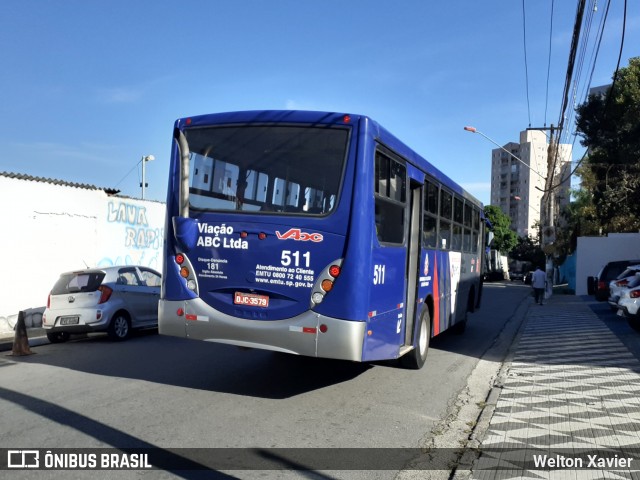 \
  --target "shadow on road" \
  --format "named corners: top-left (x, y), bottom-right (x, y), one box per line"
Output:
top-left (10, 331), bottom-right (373, 399)
top-left (9, 282), bottom-right (533, 398)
